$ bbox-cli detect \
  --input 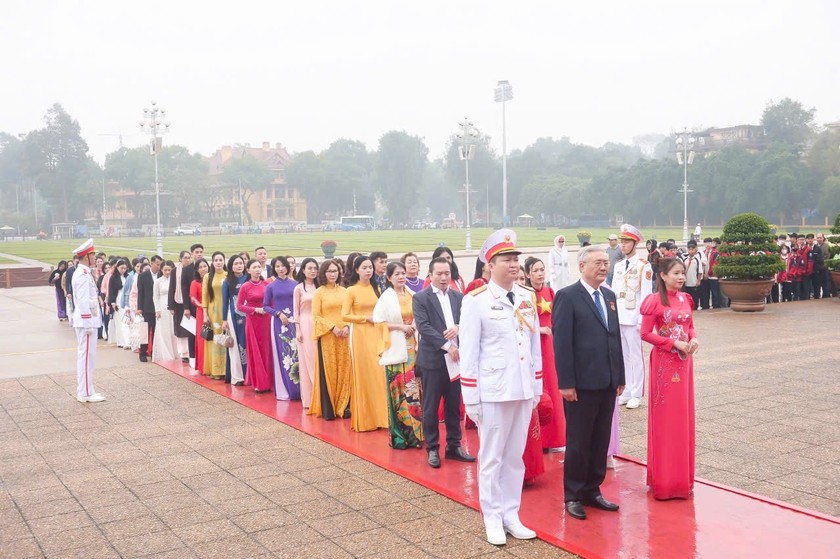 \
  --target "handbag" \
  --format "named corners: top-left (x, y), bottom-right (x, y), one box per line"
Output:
top-left (200, 322), bottom-right (215, 341)
top-left (214, 333), bottom-right (235, 349)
